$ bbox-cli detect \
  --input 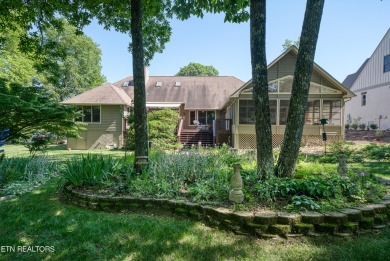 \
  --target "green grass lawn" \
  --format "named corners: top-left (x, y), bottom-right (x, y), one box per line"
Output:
top-left (351, 162), bottom-right (390, 181)
top-left (4, 144), bottom-right (131, 159)
top-left (1, 179), bottom-right (390, 261)
top-left (1, 144), bottom-right (390, 260)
